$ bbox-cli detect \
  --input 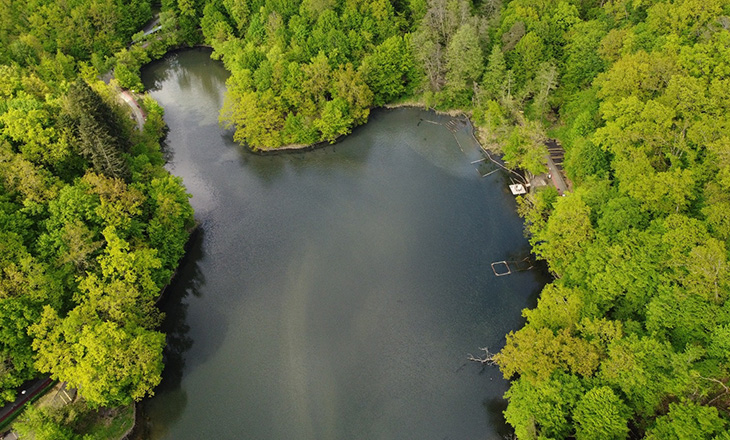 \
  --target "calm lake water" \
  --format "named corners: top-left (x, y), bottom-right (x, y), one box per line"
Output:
top-left (140, 48), bottom-right (547, 440)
